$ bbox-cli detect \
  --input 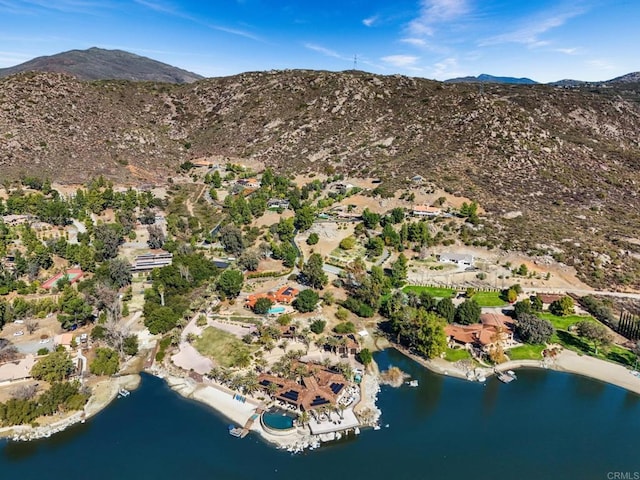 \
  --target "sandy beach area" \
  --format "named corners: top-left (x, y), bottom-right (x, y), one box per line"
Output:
top-left (392, 344), bottom-right (640, 396)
